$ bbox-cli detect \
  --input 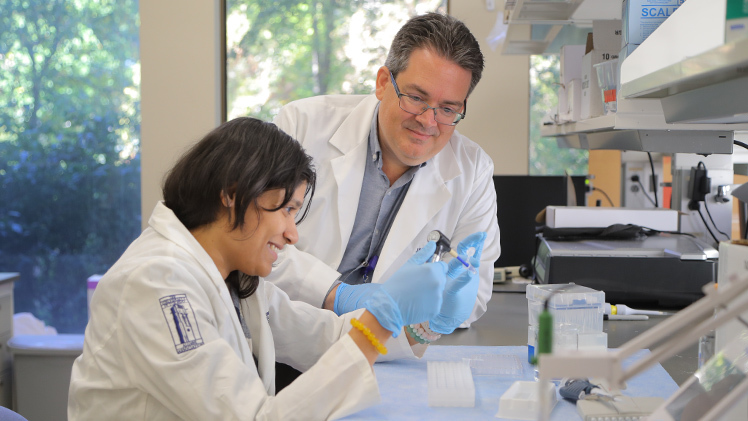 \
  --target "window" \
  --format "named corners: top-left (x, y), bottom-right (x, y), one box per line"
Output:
top-left (0, 0), bottom-right (141, 333)
top-left (226, 0), bottom-right (446, 121)
top-left (528, 54), bottom-right (587, 175)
